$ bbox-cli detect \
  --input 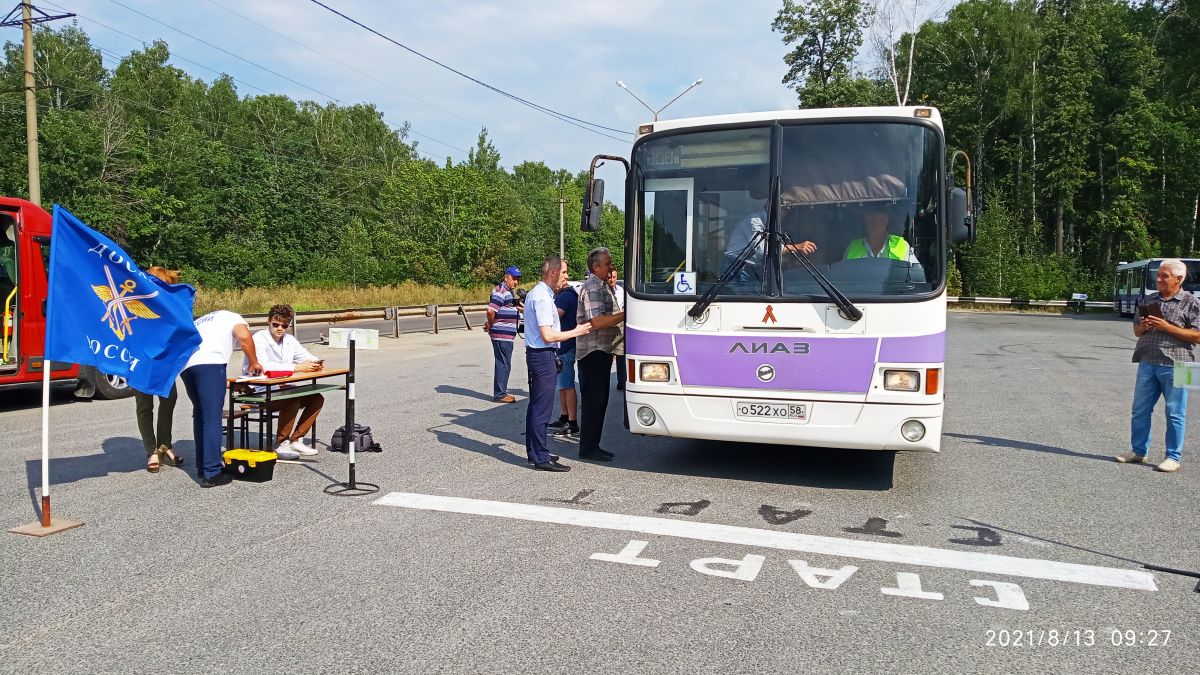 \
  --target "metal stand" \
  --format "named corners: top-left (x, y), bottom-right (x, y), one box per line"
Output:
top-left (324, 336), bottom-right (378, 497)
